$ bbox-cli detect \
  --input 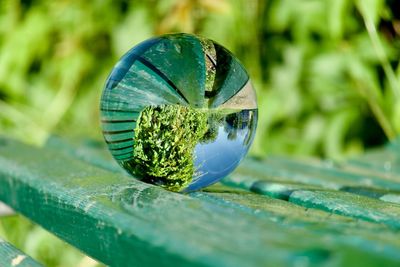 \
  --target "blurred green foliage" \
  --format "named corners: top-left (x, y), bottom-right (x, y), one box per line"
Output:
top-left (0, 0), bottom-right (399, 266)
top-left (0, 215), bottom-right (103, 267)
top-left (0, 0), bottom-right (399, 158)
